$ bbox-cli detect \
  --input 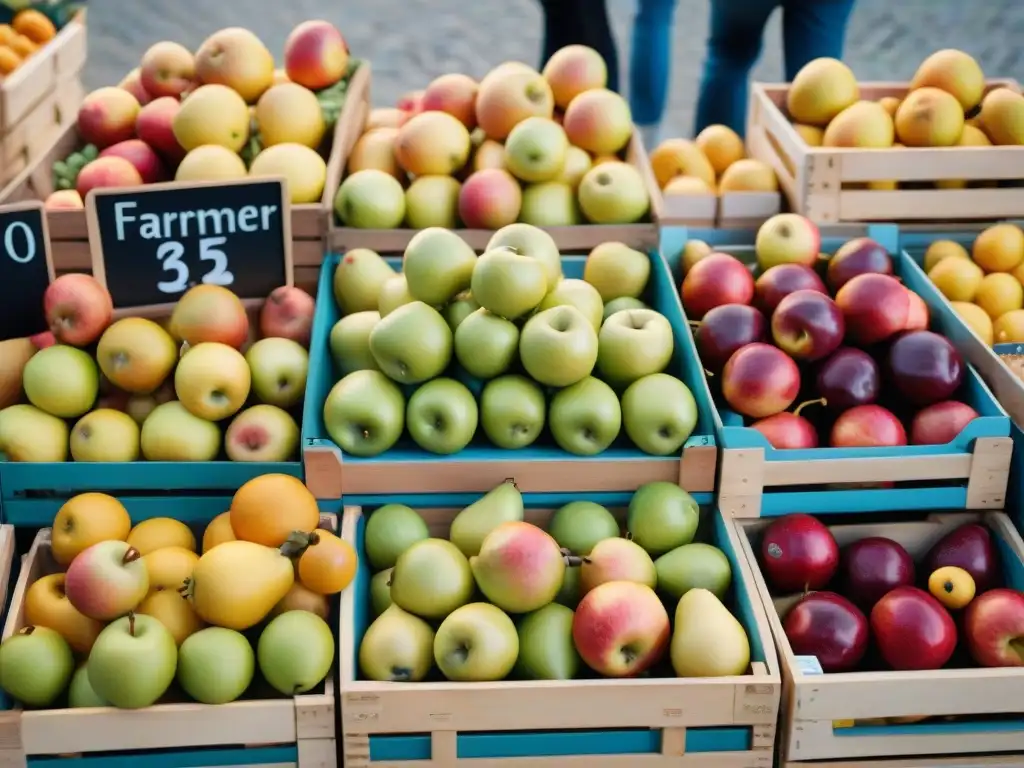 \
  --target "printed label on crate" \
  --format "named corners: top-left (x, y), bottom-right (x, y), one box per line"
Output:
top-left (793, 655), bottom-right (824, 675)
top-left (0, 201), bottom-right (53, 342)
top-left (84, 178), bottom-right (293, 312)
